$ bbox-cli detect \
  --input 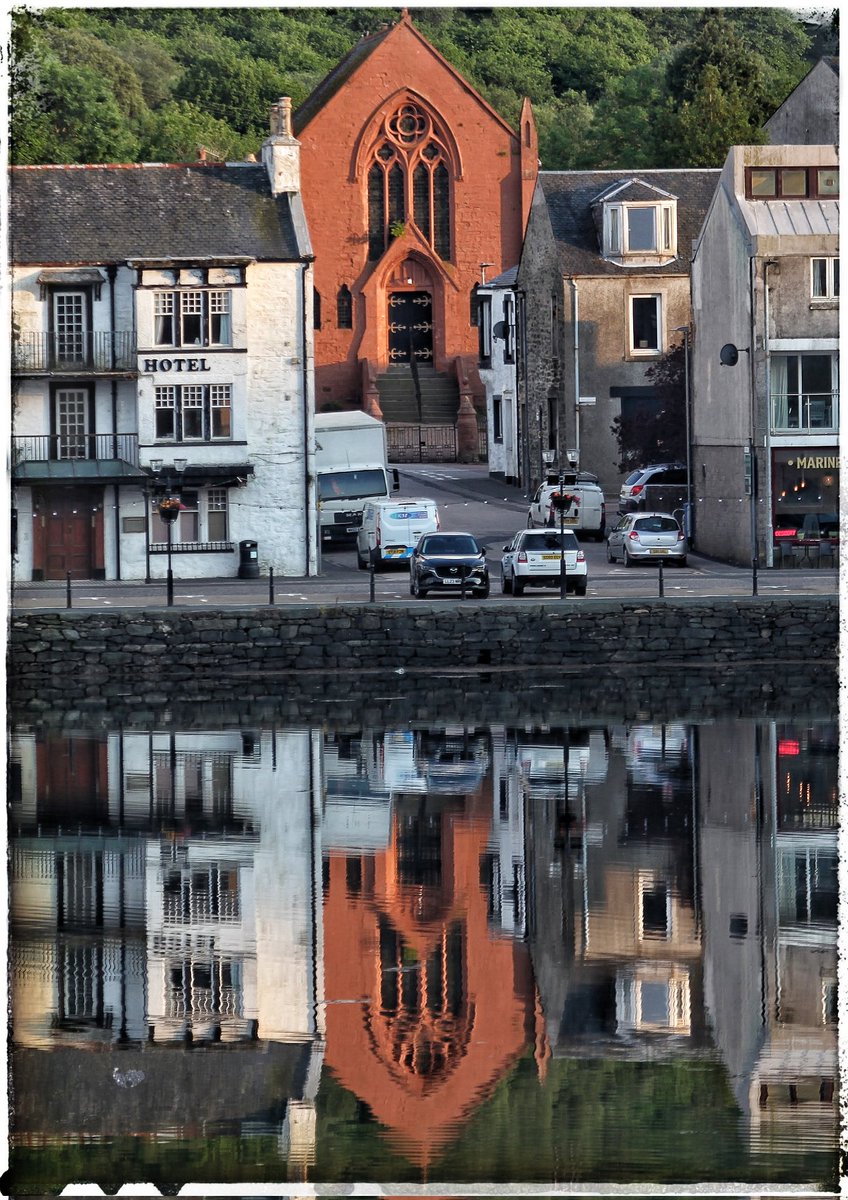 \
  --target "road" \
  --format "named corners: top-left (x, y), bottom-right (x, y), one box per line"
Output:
top-left (11, 464), bottom-right (838, 609)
